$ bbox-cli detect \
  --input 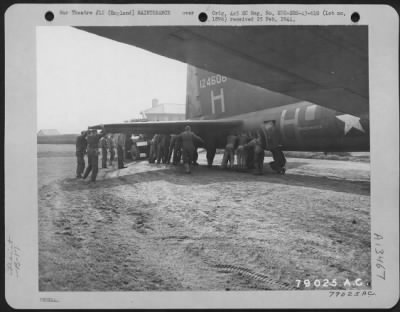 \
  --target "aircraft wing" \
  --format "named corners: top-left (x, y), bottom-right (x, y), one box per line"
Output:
top-left (90, 119), bottom-right (242, 136)
top-left (77, 26), bottom-right (368, 116)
